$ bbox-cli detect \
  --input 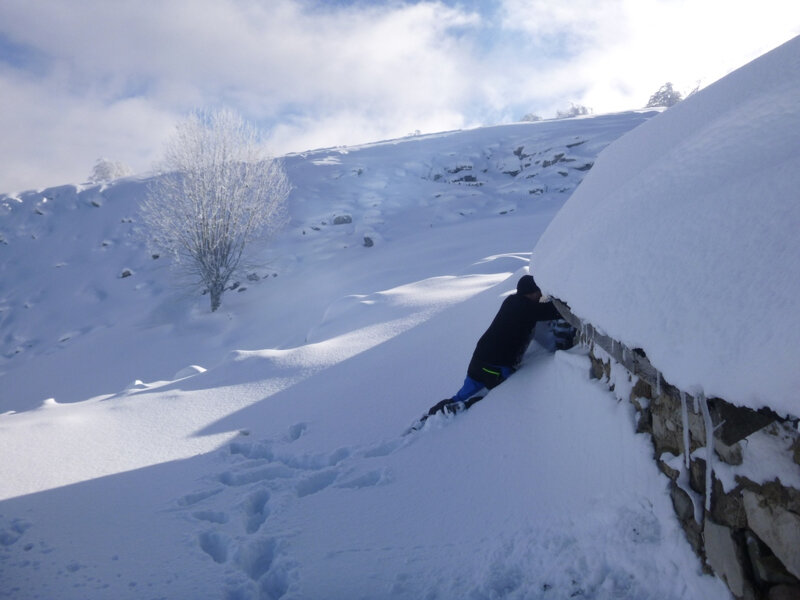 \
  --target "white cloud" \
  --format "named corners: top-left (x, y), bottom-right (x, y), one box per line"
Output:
top-left (0, 0), bottom-right (485, 191)
top-left (0, 0), bottom-right (798, 192)
top-left (499, 0), bottom-right (627, 48)
top-left (497, 0), bottom-right (800, 113)
top-left (0, 66), bottom-right (175, 191)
